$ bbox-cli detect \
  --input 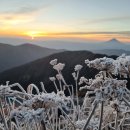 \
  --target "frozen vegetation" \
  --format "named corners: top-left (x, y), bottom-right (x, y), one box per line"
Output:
top-left (1, 54), bottom-right (130, 130)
